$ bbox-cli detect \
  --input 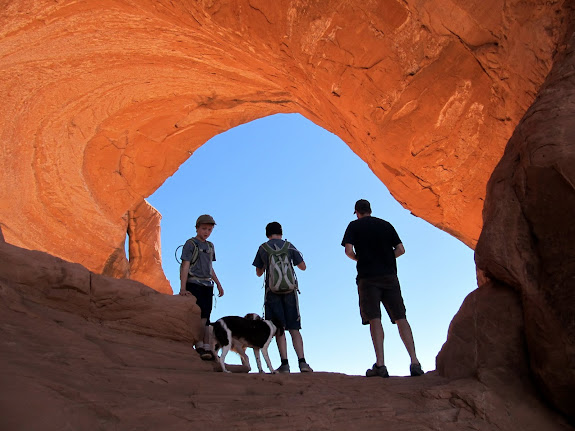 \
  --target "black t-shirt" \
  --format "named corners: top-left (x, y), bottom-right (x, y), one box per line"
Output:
top-left (341, 216), bottom-right (402, 279)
